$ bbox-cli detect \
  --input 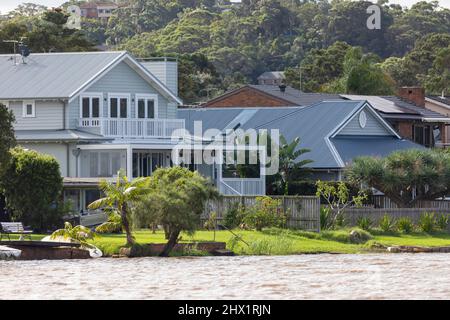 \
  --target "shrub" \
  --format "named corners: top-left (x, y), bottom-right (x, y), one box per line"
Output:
top-left (320, 206), bottom-right (332, 230)
top-left (436, 214), bottom-right (449, 231)
top-left (418, 212), bottom-right (436, 233)
top-left (356, 216), bottom-right (373, 231)
top-left (397, 217), bottom-right (413, 233)
top-left (241, 196), bottom-right (288, 231)
top-left (379, 214), bottom-right (396, 232)
top-left (223, 202), bottom-right (244, 229)
top-left (0, 147), bottom-right (63, 231)
top-left (96, 212), bottom-right (122, 234)
top-left (348, 228), bottom-right (373, 244)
